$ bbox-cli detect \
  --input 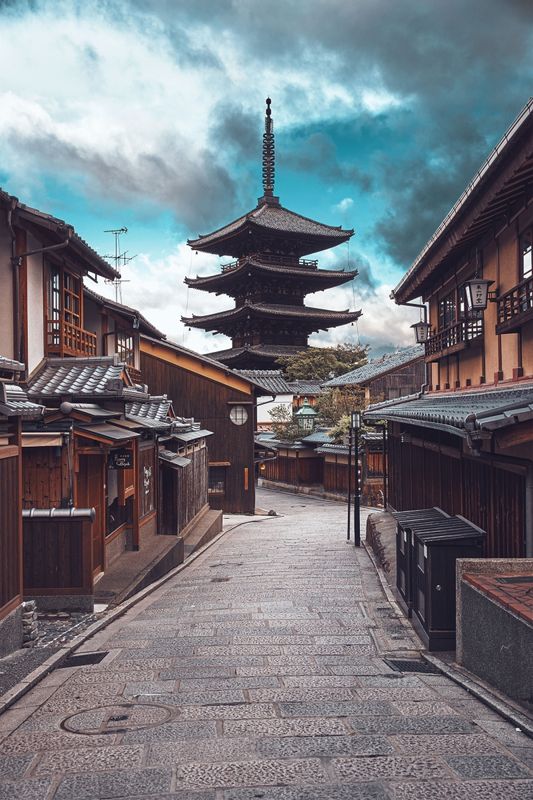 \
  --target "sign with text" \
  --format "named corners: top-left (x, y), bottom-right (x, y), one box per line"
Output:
top-left (109, 448), bottom-right (133, 469)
